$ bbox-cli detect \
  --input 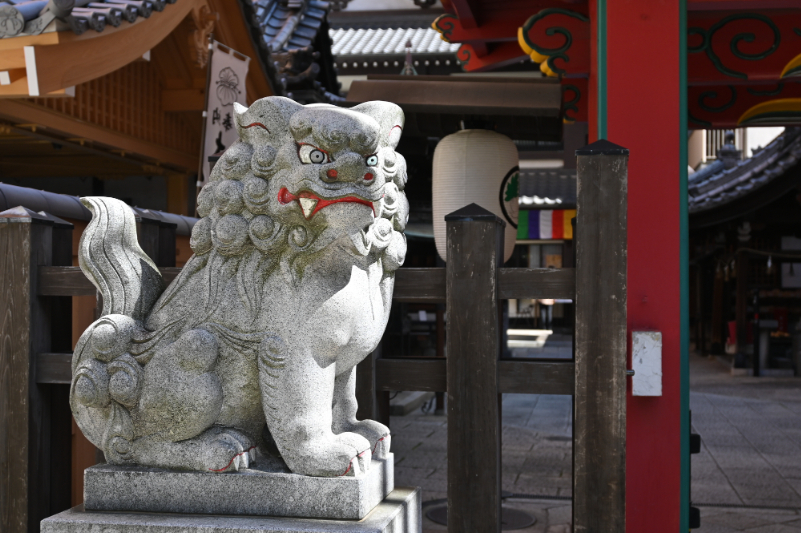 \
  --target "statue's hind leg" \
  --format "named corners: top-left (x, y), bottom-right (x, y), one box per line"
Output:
top-left (331, 365), bottom-right (391, 459)
top-left (133, 426), bottom-right (256, 472)
top-left (130, 329), bottom-right (255, 472)
top-left (259, 339), bottom-right (372, 477)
